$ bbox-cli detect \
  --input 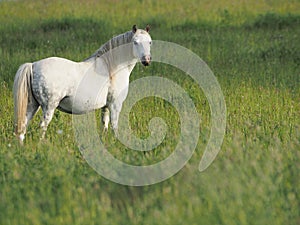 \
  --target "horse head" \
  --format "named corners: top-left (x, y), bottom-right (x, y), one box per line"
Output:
top-left (132, 25), bottom-right (152, 66)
